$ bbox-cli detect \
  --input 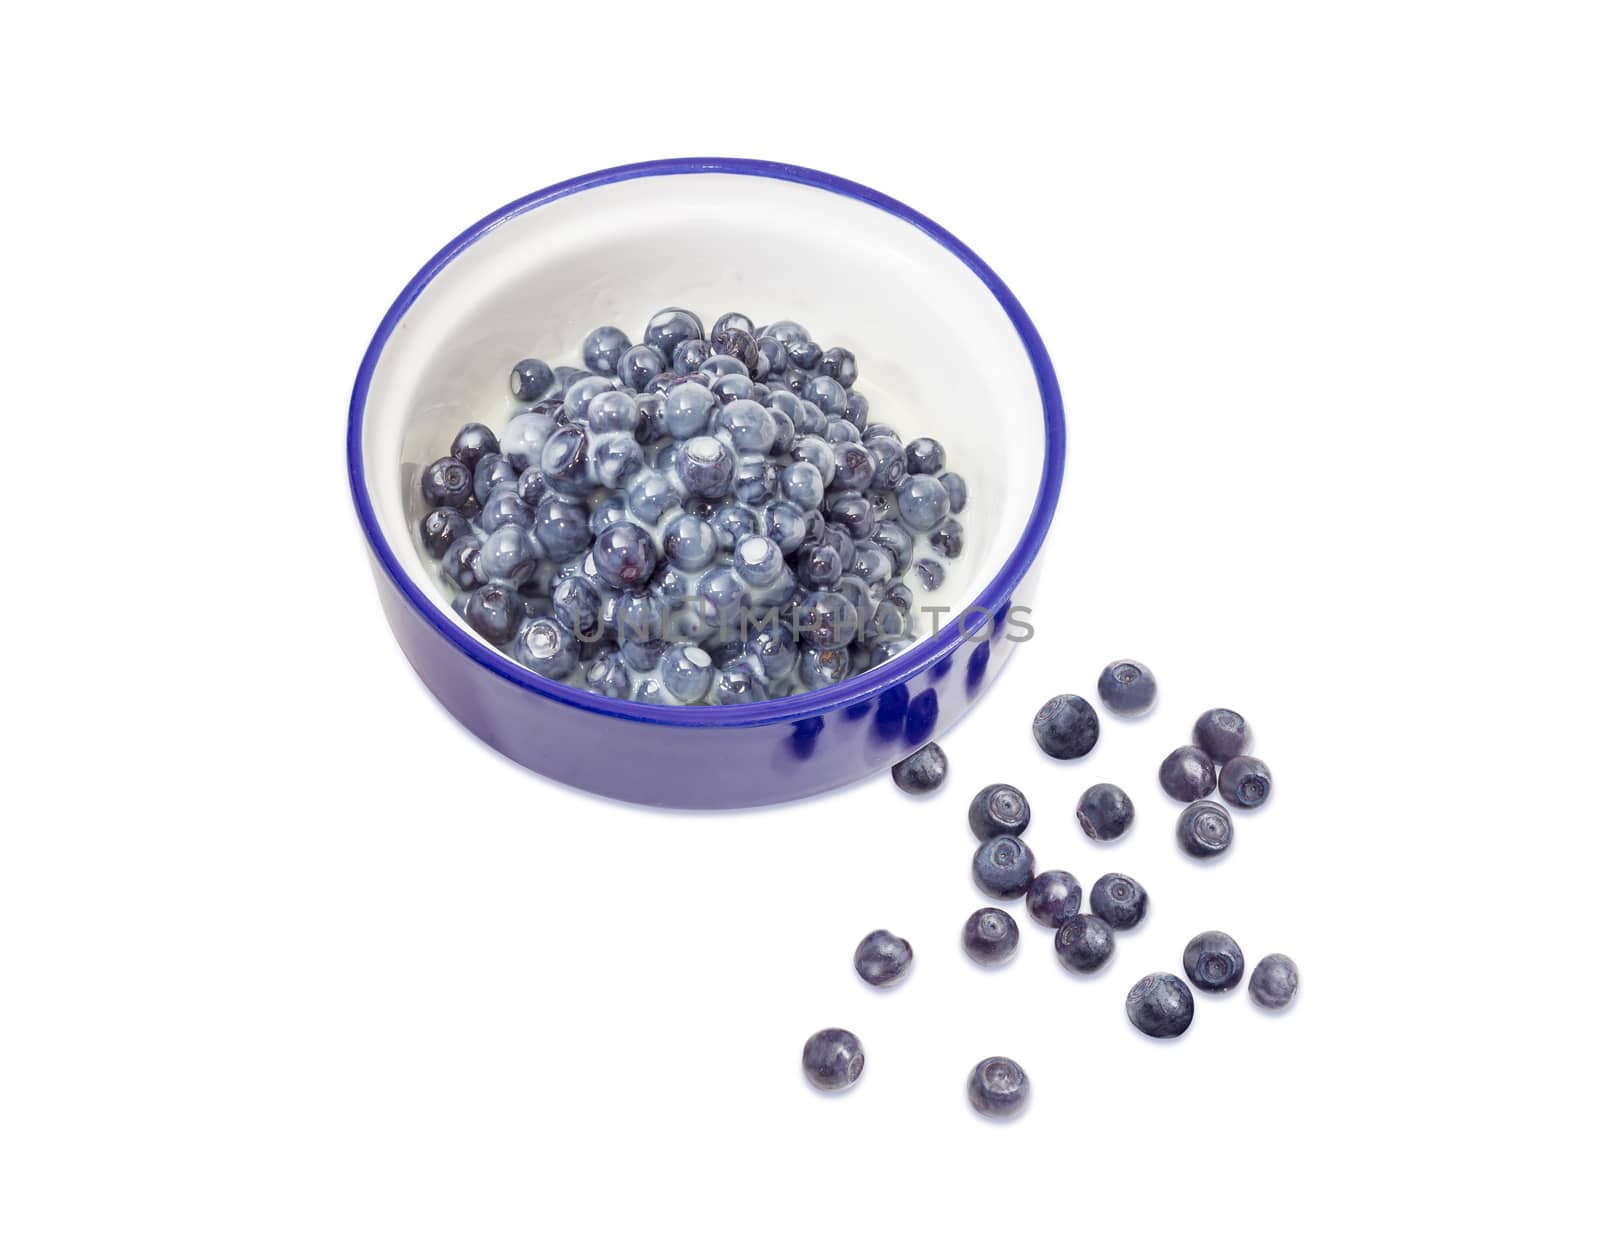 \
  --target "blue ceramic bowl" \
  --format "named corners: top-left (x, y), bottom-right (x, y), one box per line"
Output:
top-left (348, 158), bottom-right (1065, 808)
